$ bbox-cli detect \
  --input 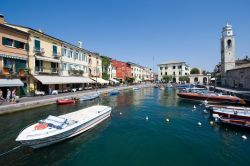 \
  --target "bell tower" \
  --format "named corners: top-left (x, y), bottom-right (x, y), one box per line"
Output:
top-left (221, 23), bottom-right (235, 76)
